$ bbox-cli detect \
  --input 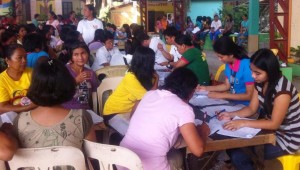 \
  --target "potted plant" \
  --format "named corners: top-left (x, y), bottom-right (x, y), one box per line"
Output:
top-left (288, 46), bottom-right (300, 76)
top-left (290, 46), bottom-right (300, 63)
